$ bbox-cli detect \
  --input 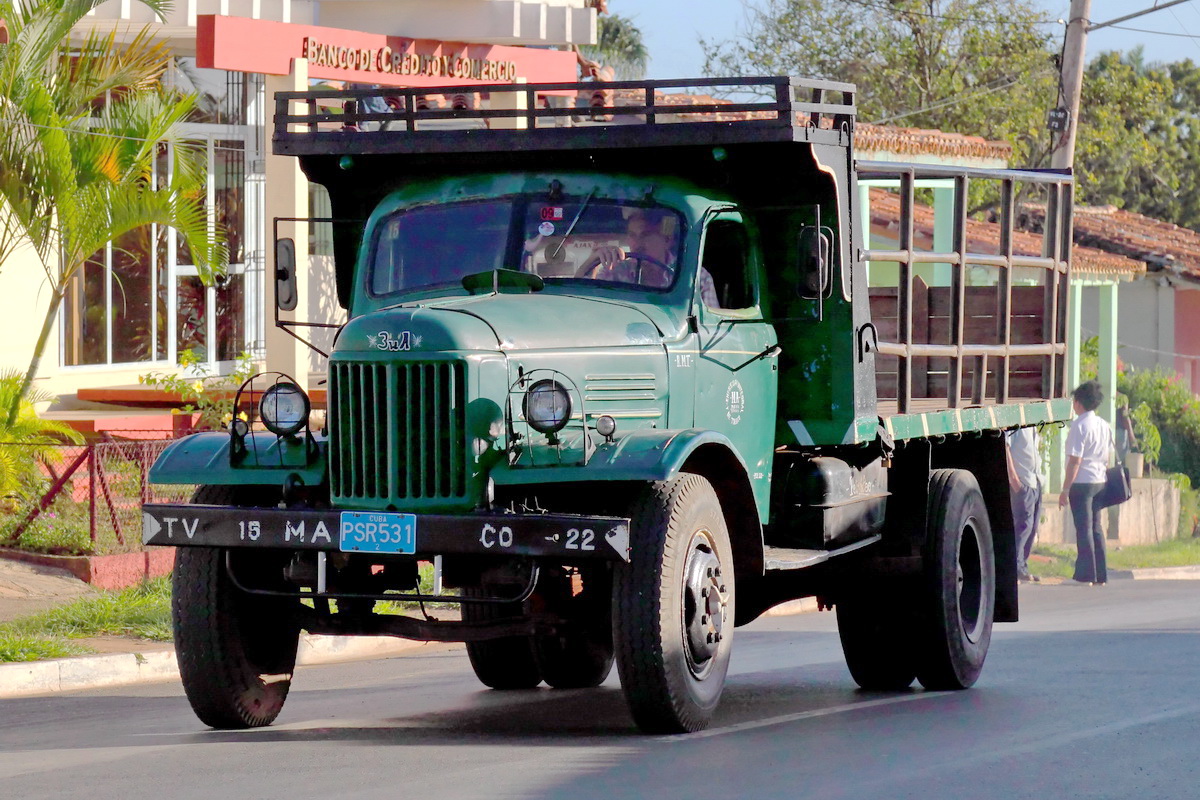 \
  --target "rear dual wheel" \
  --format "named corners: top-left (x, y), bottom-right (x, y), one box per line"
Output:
top-left (463, 570), bottom-right (614, 691)
top-left (836, 468), bottom-right (995, 692)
